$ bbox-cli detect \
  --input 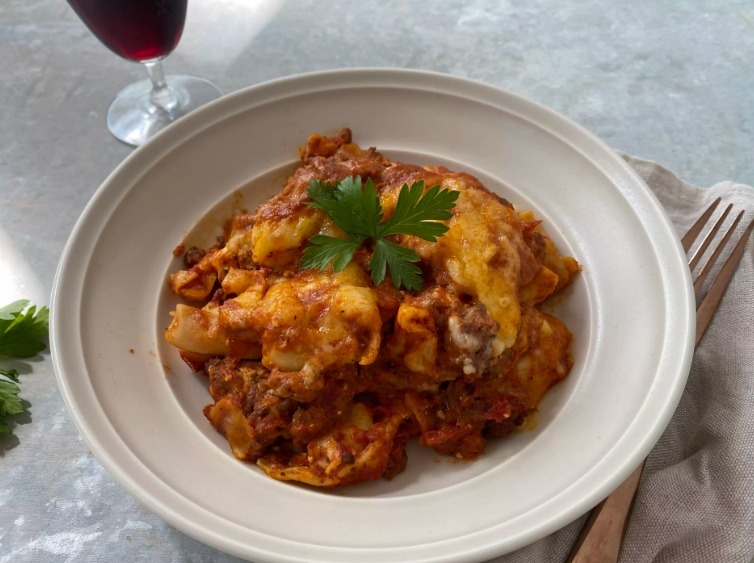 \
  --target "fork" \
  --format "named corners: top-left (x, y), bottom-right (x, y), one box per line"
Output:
top-left (567, 197), bottom-right (754, 563)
